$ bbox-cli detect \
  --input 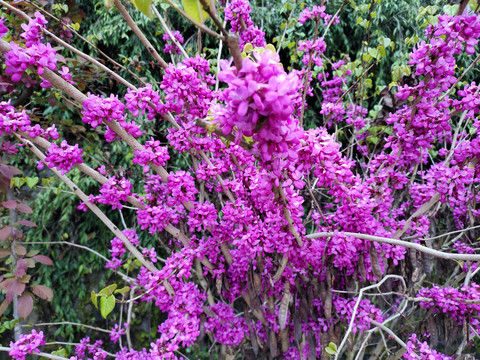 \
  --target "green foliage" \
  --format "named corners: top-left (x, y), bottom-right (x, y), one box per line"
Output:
top-left (182, 0), bottom-right (210, 23)
top-left (130, 0), bottom-right (154, 18)
top-left (325, 342), bottom-right (338, 358)
top-left (90, 283), bottom-right (131, 318)
top-left (0, 318), bottom-right (20, 334)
